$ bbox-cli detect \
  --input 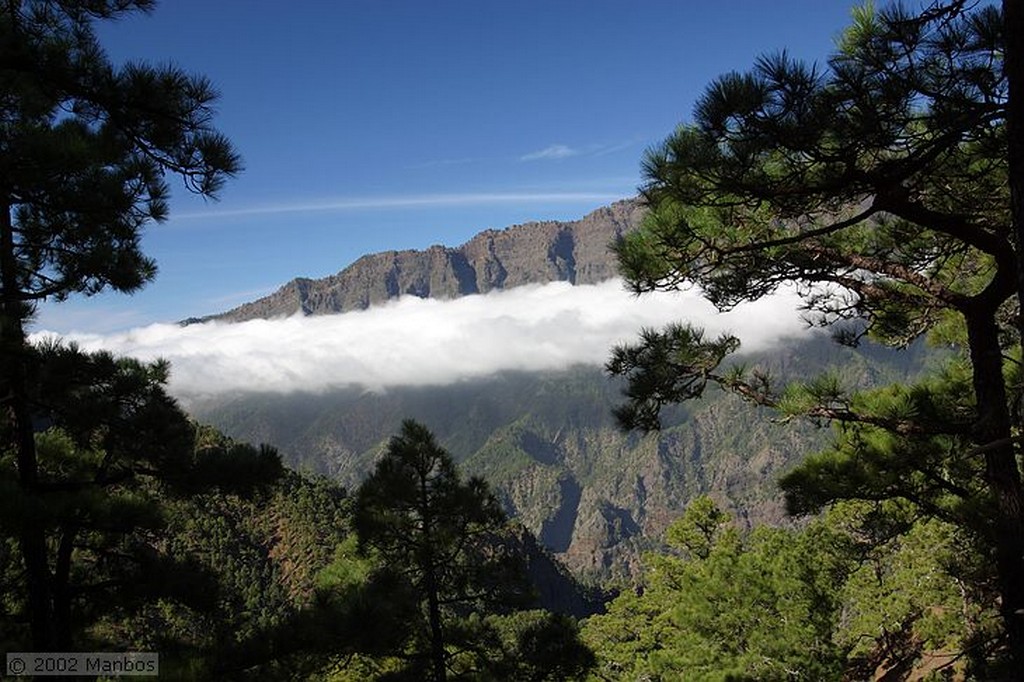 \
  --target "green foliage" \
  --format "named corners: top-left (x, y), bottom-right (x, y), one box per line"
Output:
top-left (834, 508), bottom-right (978, 660)
top-left (0, 342), bottom-right (297, 674)
top-left (780, 361), bottom-right (988, 531)
top-left (663, 493), bottom-right (726, 560)
top-left (95, 469), bottom-right (354, 680)
top-left (352, 420), bottom-right (527, 680)
top-left (609, 0), bottom-right (1012, 427)
top-left (353, 420), bottom-right (524, 607)
top-left (606, 324), bottom-right (740, 431)
top-left (466, 610), bottom-right (596, 681)
top-left (584, 497), bottom-right (849, 681)
top-left (824, 499), bottom-right (996, 679)
top-left (584, 496), bottom-right (986, 680)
